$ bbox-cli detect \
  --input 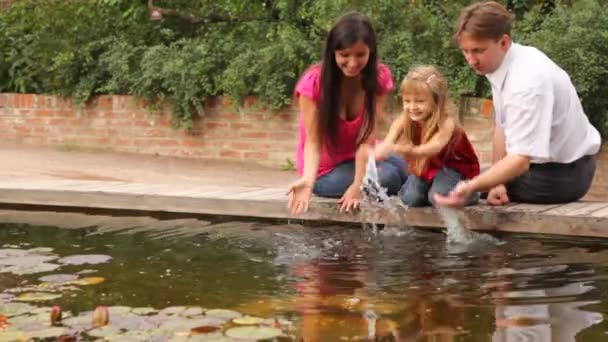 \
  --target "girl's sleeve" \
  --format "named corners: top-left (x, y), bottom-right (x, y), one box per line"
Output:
top-left (294, 65), bottom-right (321, 101)
top-left (377, 64), bottom-right (395, 95)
